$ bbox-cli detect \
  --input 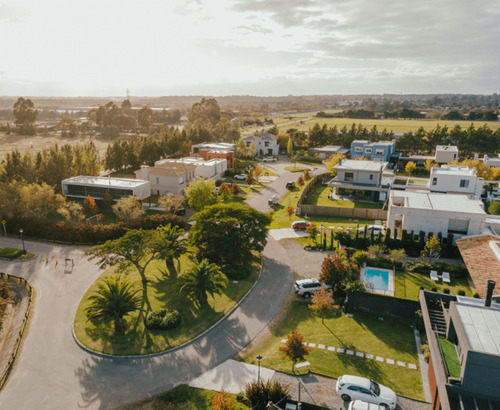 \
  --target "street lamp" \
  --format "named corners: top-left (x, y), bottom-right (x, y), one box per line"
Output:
top-left (19, 228), bottom-right (25, 253)
top-left (256, 354), bottom-right (262, 384)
